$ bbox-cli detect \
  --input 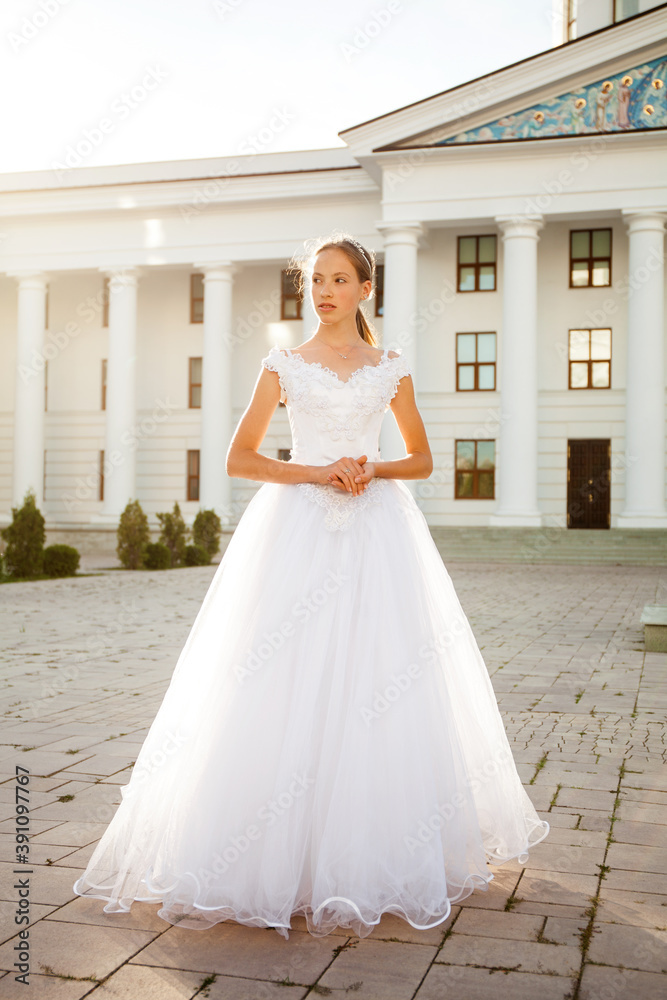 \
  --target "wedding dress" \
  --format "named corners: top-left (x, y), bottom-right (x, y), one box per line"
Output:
top-left (72, 344), bottom-right (549, 939)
